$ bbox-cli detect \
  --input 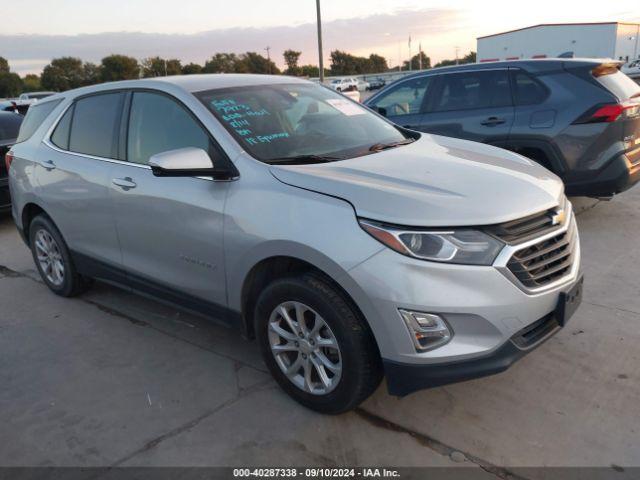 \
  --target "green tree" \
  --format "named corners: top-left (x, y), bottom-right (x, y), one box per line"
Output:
top-left (0, 72), bottom-right (22, 97)
top-left (330, 50), bottom-right (388, 75)
top-left (182, 63), bottom-right (203, 75)
top-left (0, 57), bottom-right (10, 75)
top-left (22, 74), bottom-right (41, 91)
top-left (82, 62), bottom-right (101, 86)
top-left (141, 57), bottom-right (182, 77)
top-left (203, 53), bottom-right (241, 73)
top-left (403, 51), bottom-right (431, 71)
top-left (41, 57), bottom-right (85, 91)
top-left (100, 54), bottom-right (140, 82)
top-left (283, 49), bottom-right (302, 75)
top-left (237, 52), bottom-right (280, 74)
top-left (434, 51), bottom-right (476, 68)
